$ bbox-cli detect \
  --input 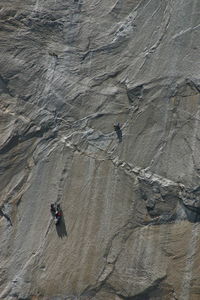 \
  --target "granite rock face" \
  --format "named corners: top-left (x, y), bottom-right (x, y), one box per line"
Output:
top-left (0, 0), bottom-right (200, 299)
